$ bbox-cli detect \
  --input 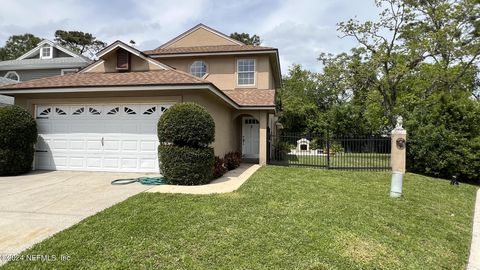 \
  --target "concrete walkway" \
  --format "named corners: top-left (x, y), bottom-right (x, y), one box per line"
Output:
top-left (0, 171), bottom-right (151, 264)
top-left (468, 188), bottom-right (480, 270)
top-left (147, 163), bottom-right (260, 194)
